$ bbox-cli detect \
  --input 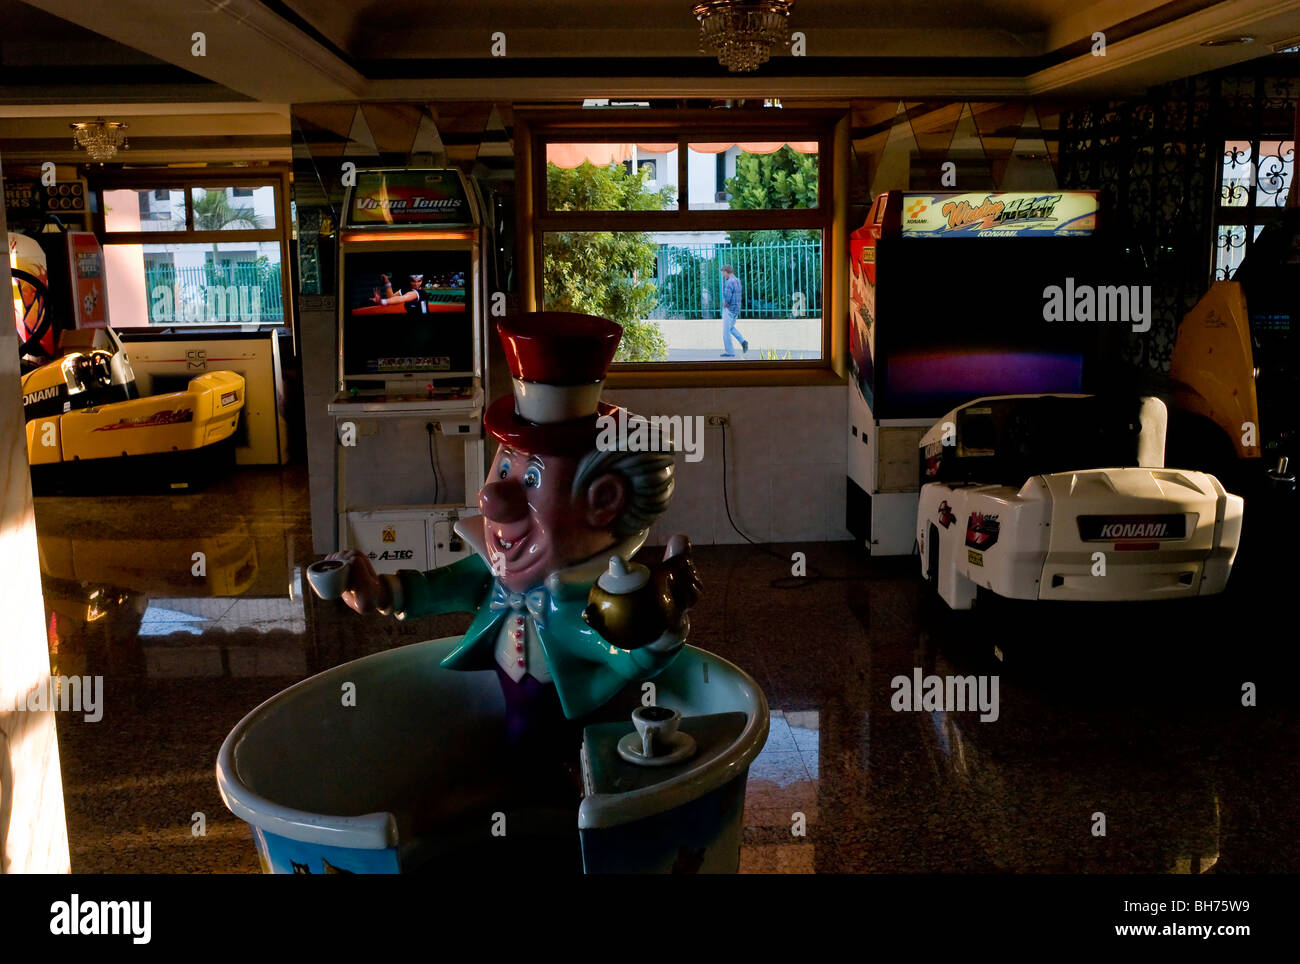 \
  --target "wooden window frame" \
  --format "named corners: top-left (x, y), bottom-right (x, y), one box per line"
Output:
top-left (90, 166), bottom-right (294, 330)
top-left (519, 109), bottom-right (848, 387)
